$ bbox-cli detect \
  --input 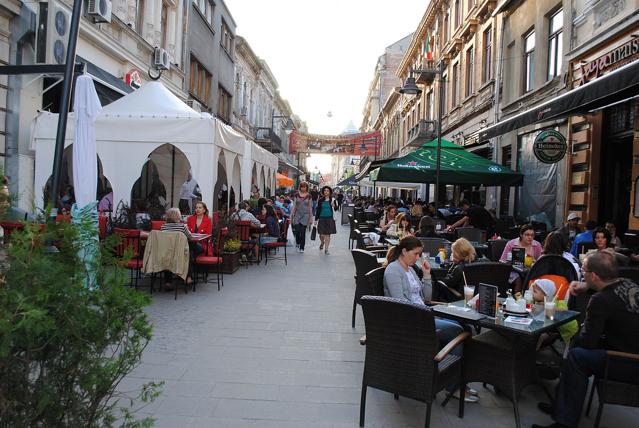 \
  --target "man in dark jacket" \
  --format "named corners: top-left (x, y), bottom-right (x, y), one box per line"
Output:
top-left (532, 250), bottom-right (639, 428)
top-left (557, 212), bottom-right (581, 248)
